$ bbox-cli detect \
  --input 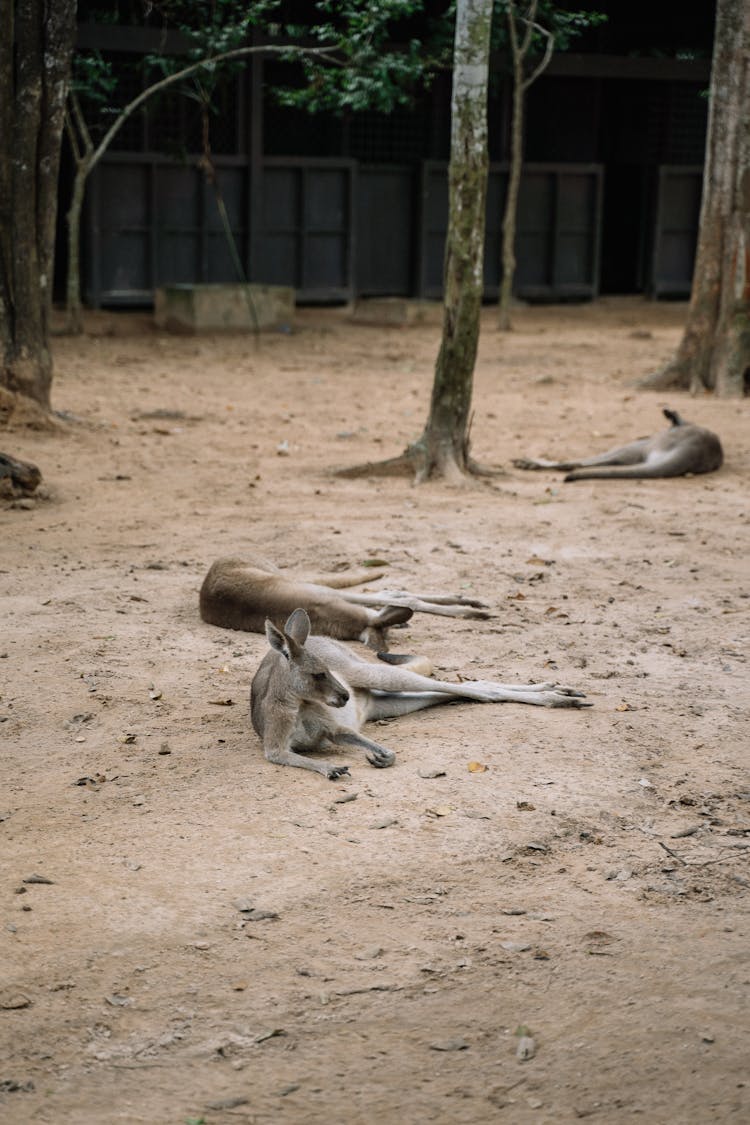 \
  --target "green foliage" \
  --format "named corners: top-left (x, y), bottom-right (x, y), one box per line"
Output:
top-left (138, 1), bottom-right (436, 117)
top-left (71, 49), bottom-right (118, 106)
top-left (150, 0), bottom-right (273, 64)
top-left (275, 1), bottom-right (436, 115)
